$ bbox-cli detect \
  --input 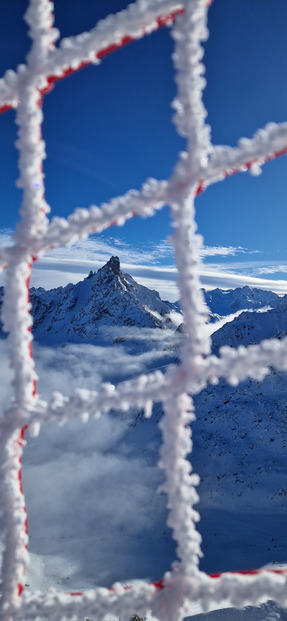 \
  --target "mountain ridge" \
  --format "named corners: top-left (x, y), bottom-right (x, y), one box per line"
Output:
top-left (28, 256), bottom-right (178, 345)
top-left (203, 285), bottom-right (281, 321)
top-left (0, 257), bottom-right (284, 348)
